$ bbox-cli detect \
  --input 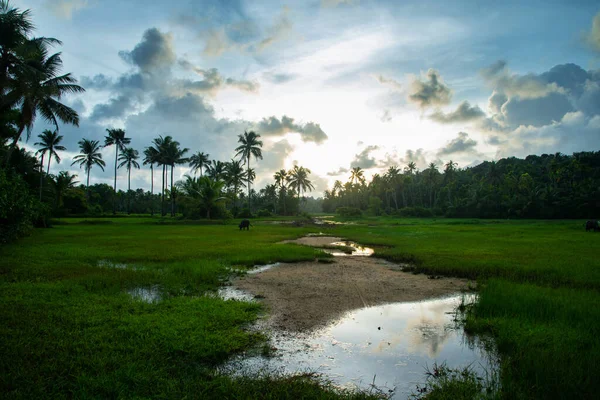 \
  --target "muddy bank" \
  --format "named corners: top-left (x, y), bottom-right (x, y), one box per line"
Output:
top-left (234, 236), bottom-right (470, 331)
